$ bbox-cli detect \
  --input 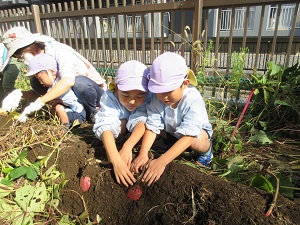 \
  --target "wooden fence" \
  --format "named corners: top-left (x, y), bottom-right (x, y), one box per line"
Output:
top-left (1, 0), bottom-right (300, 76)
